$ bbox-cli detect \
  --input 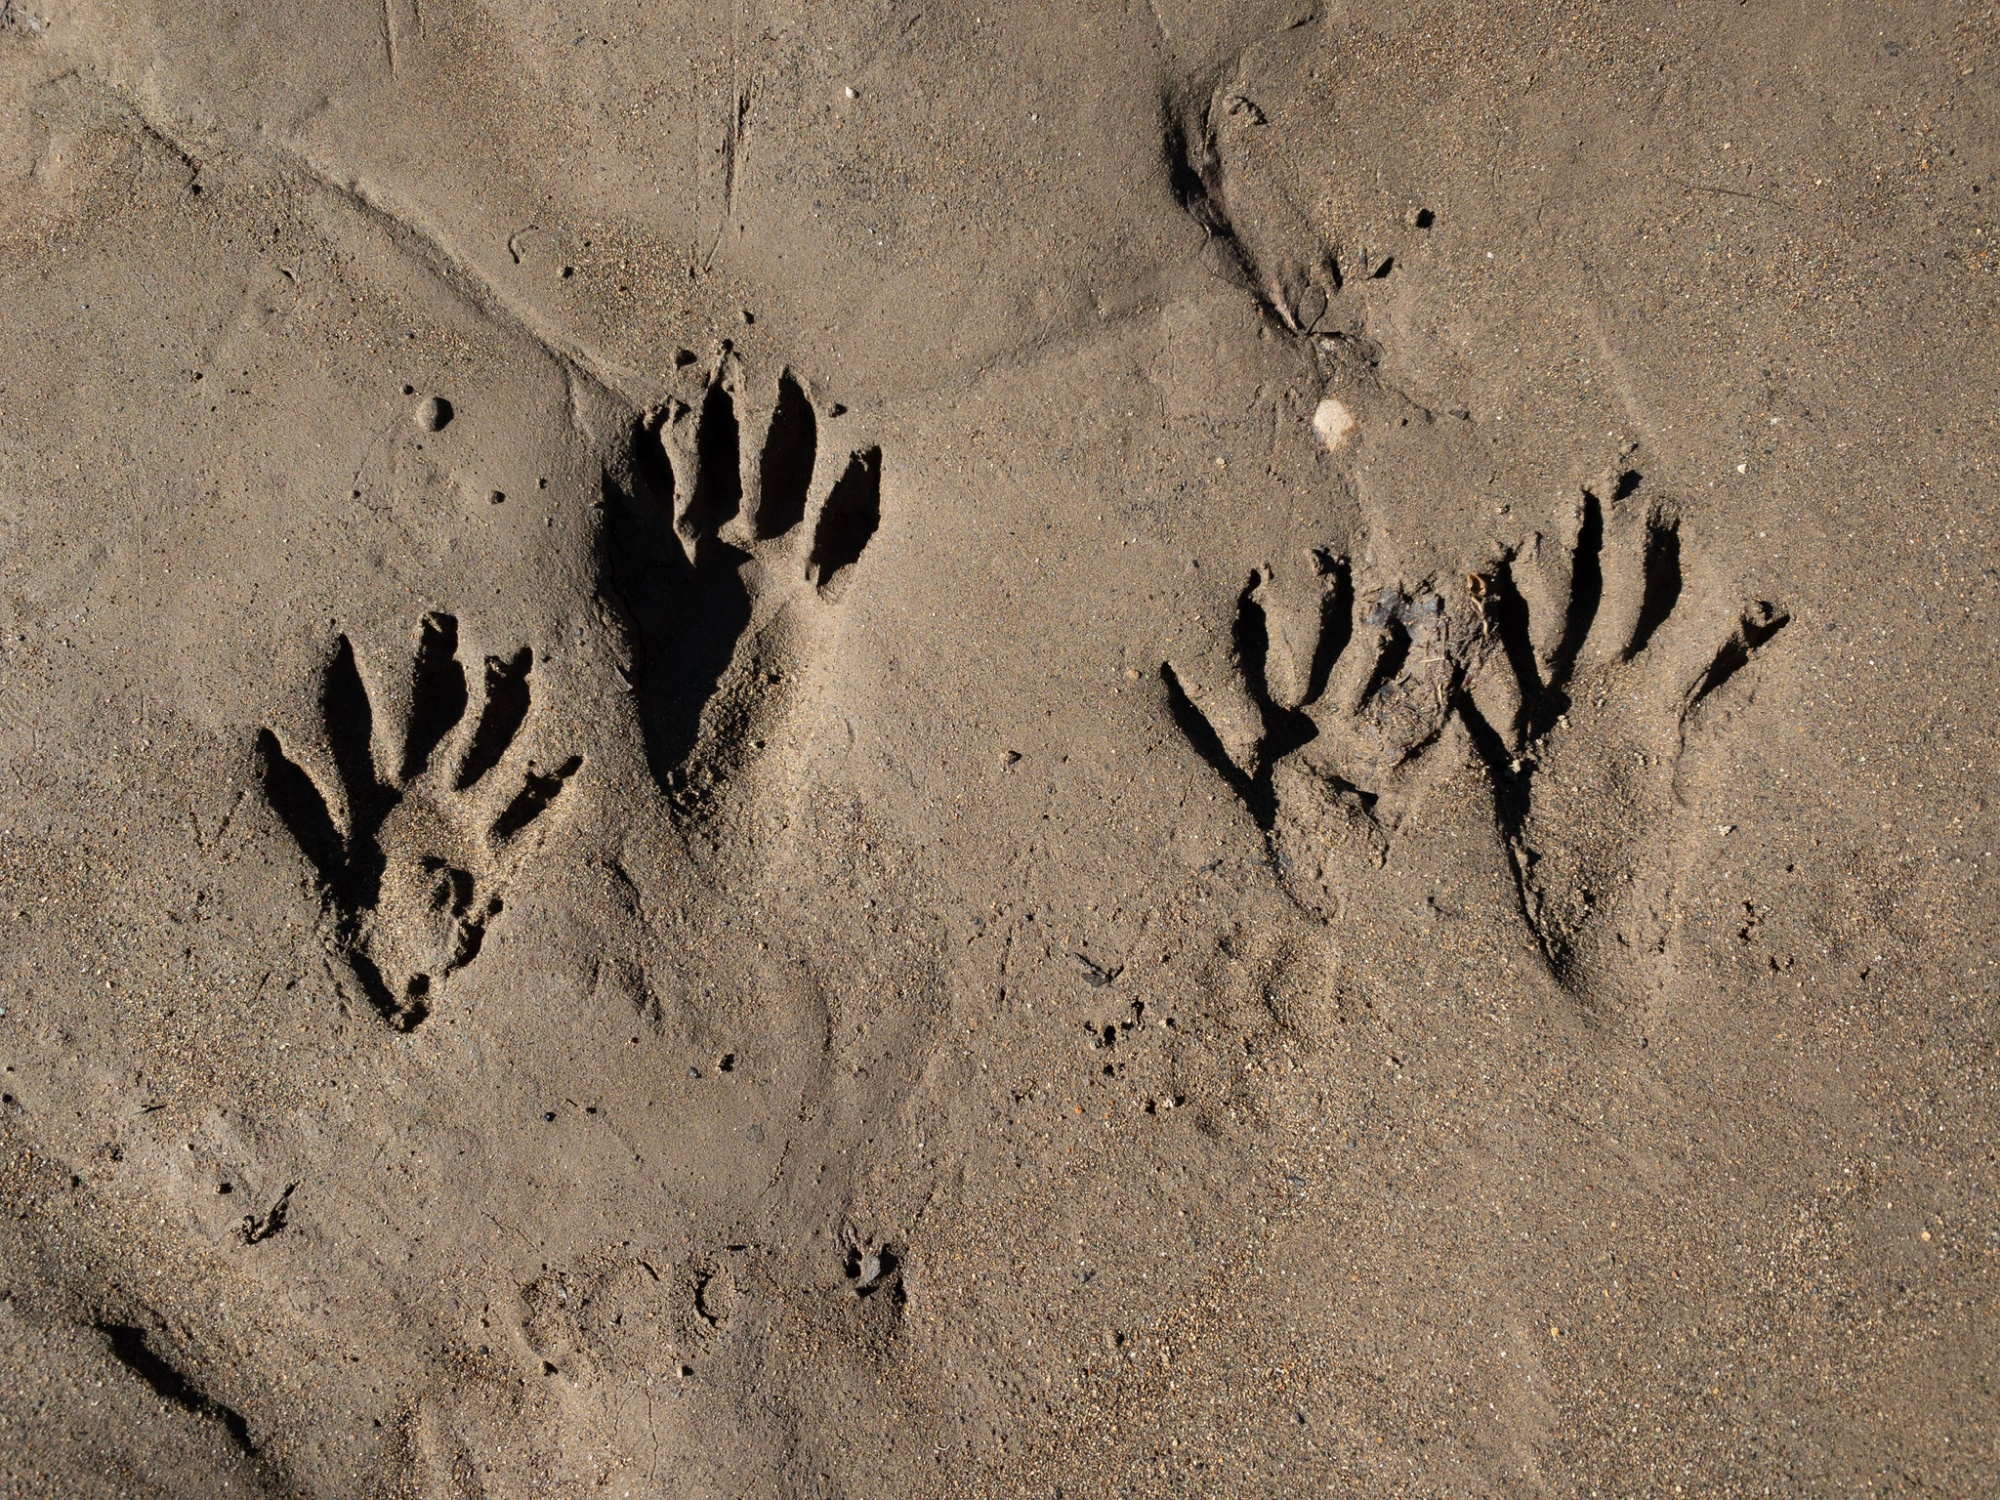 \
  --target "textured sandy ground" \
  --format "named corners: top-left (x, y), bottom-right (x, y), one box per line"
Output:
top-left (1, 1), bottom-right (1997, 1496)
